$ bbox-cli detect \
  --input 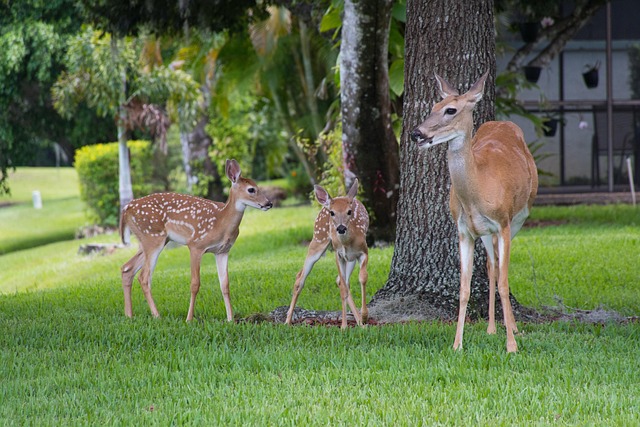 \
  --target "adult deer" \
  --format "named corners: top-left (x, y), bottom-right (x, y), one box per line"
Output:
top-left (285, 179), bottom-right (369, 329)
top-left (119, 159), bottom-right (273, 322)
top-left (410, 71), bottom-right (538, 352)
